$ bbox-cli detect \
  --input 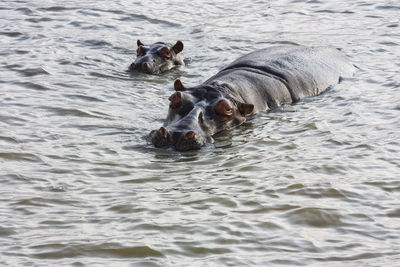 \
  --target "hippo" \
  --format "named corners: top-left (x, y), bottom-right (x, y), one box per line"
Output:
top-left (129, 40), bottom-right (184, 74)
top-left (149, 45), bottom-right (355, 151)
